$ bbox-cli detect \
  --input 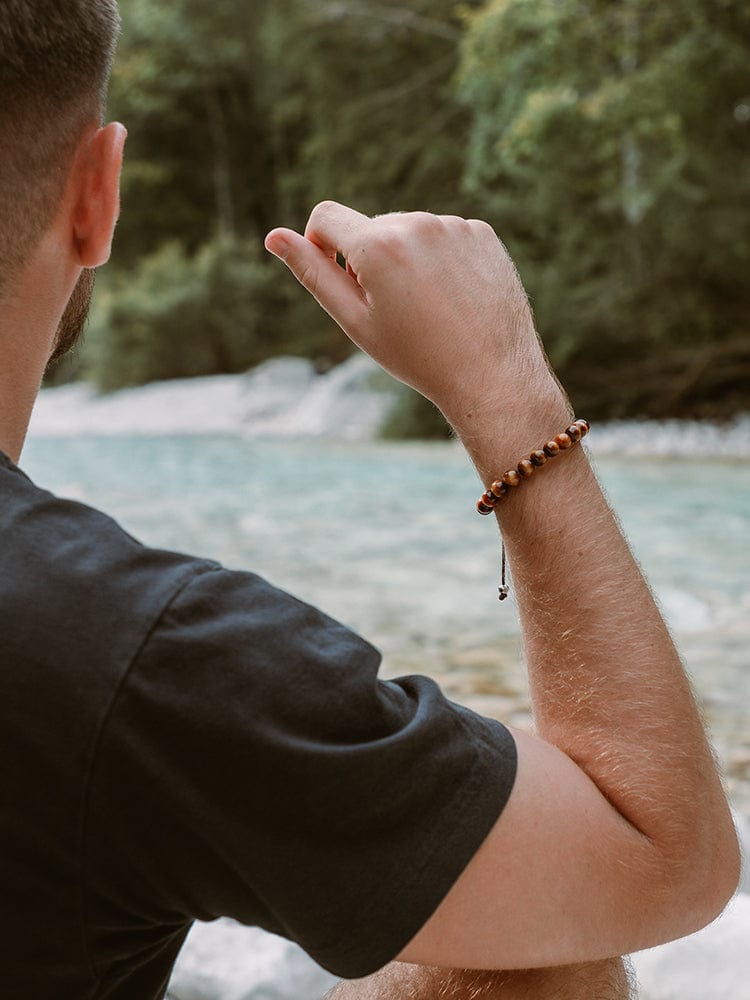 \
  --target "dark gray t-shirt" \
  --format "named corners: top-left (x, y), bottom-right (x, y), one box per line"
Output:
top-left (0, 450), bottom-right (517, 999)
